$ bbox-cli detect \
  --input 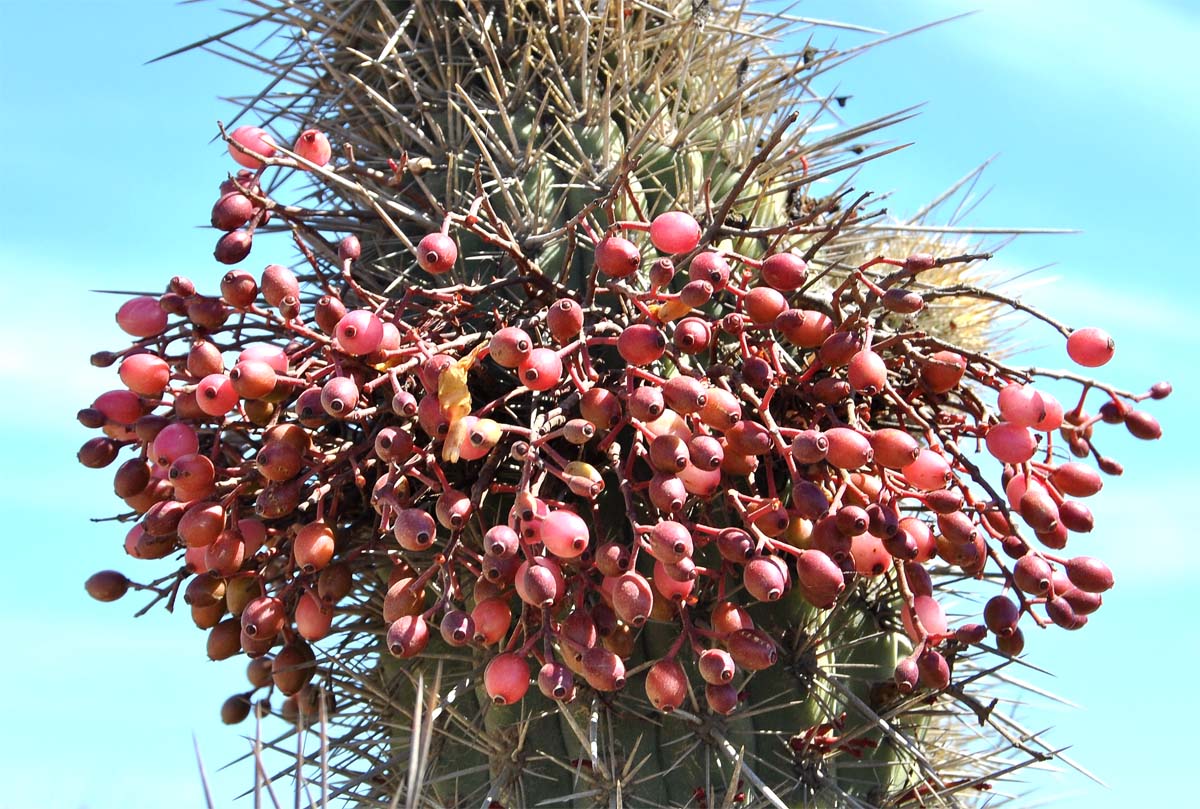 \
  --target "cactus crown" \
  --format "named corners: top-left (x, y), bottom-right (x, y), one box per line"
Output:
top-left (81, 2), bottom-right (1151, 807)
